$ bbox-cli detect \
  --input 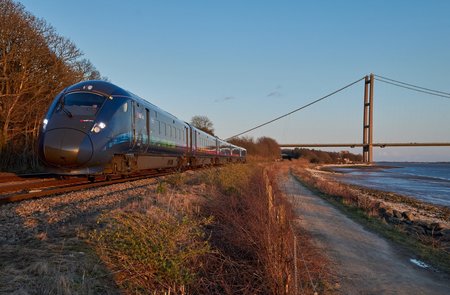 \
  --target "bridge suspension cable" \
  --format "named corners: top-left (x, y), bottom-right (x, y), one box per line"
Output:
top-left (374, 74), bottom-right (450, 99)
top-left (226, 76), bottom-right (365, 140)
